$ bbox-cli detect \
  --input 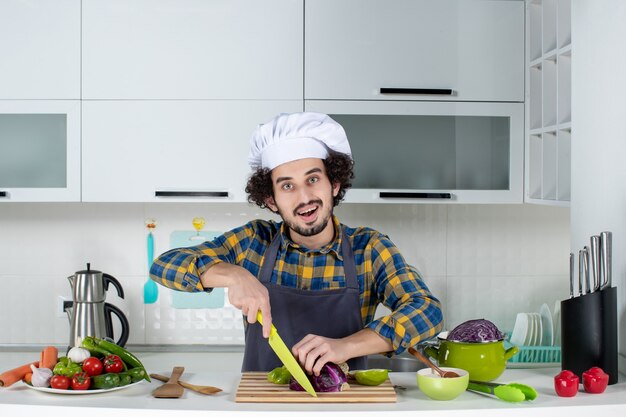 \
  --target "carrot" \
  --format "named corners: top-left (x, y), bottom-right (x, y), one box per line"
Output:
top-left (40, 346), bottom-right (58, 370)
top-left (0, 361), bottom-right (39, 388)
top-left (22, 373), bottom-right (32, 384)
